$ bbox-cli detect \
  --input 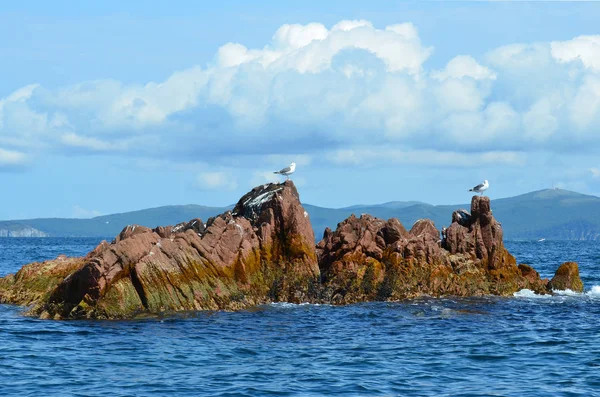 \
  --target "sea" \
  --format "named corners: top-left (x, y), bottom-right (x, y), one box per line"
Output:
top-left (1, 238), bottom-right (599, 397)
